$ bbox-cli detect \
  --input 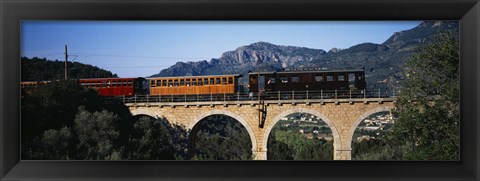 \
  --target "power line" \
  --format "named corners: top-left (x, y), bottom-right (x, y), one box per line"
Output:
top-left (104, 65), bottom-right (171, 69)
top-left (70, 52), bottom-right (211, 60)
